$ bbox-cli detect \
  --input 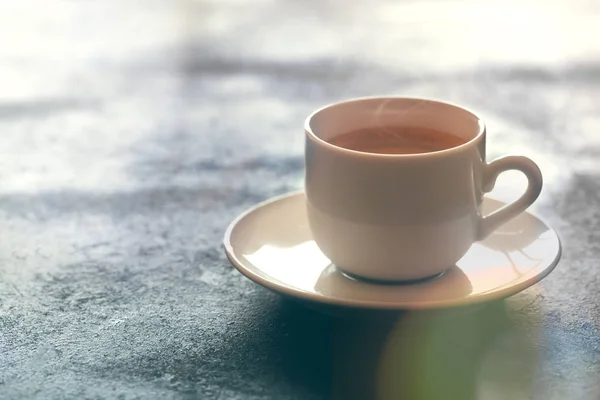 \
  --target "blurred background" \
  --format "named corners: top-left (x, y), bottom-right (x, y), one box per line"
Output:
top-left (0, 0), bottom-right (597, 196)
top-left (0, 0), bottom-right (598, 399)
